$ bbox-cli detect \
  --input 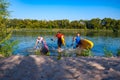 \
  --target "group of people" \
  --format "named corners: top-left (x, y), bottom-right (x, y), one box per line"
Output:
top-left (34, 31), bottom-right (82, 54)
